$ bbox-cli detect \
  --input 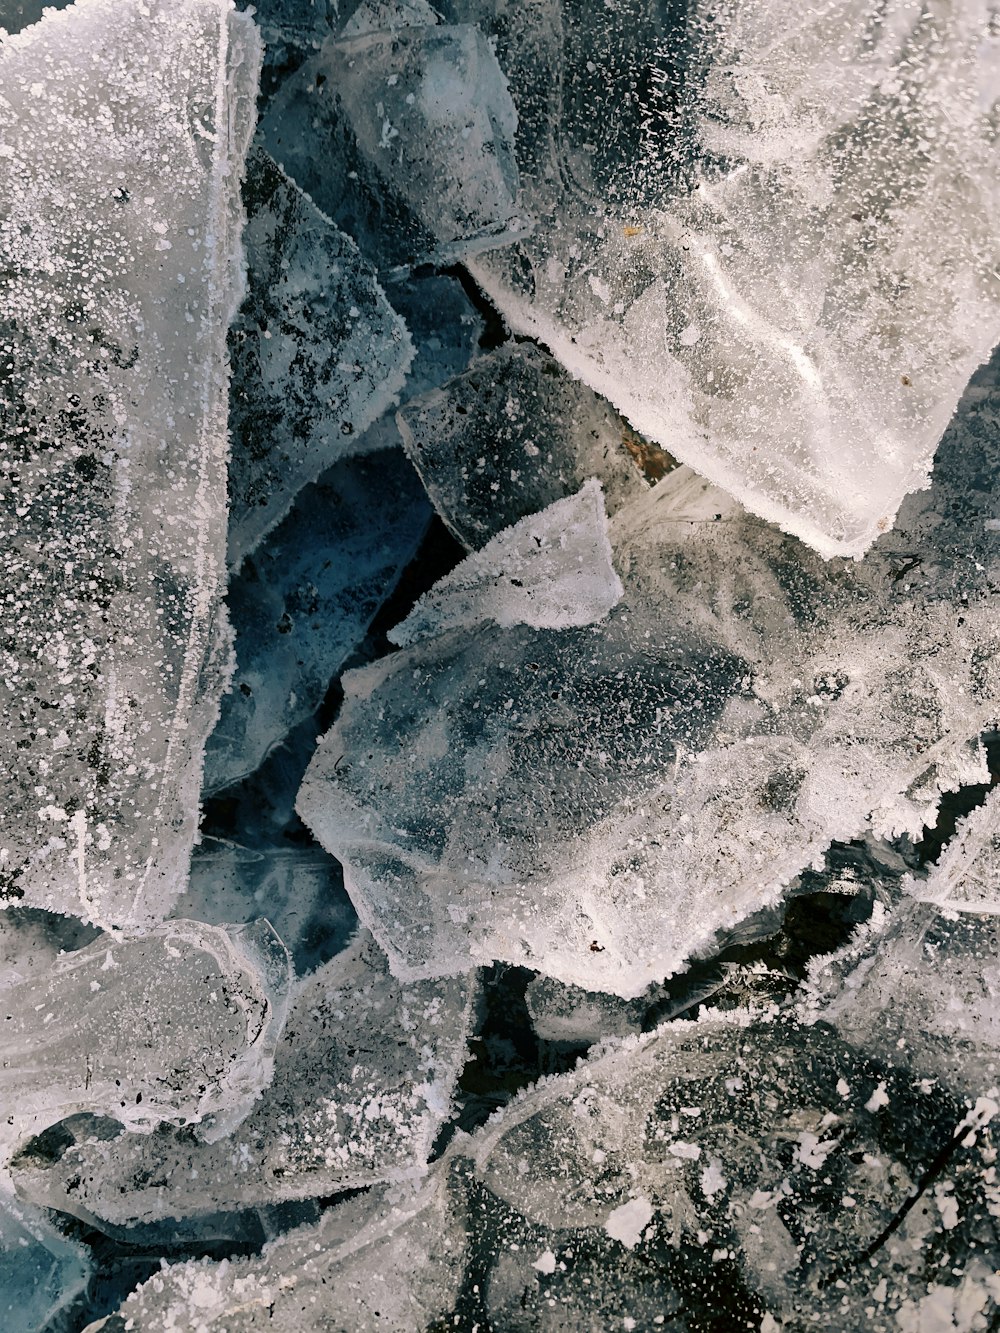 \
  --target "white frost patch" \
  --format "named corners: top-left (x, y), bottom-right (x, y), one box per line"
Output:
top-left (604, 1196), bottom-right (654, 1249)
